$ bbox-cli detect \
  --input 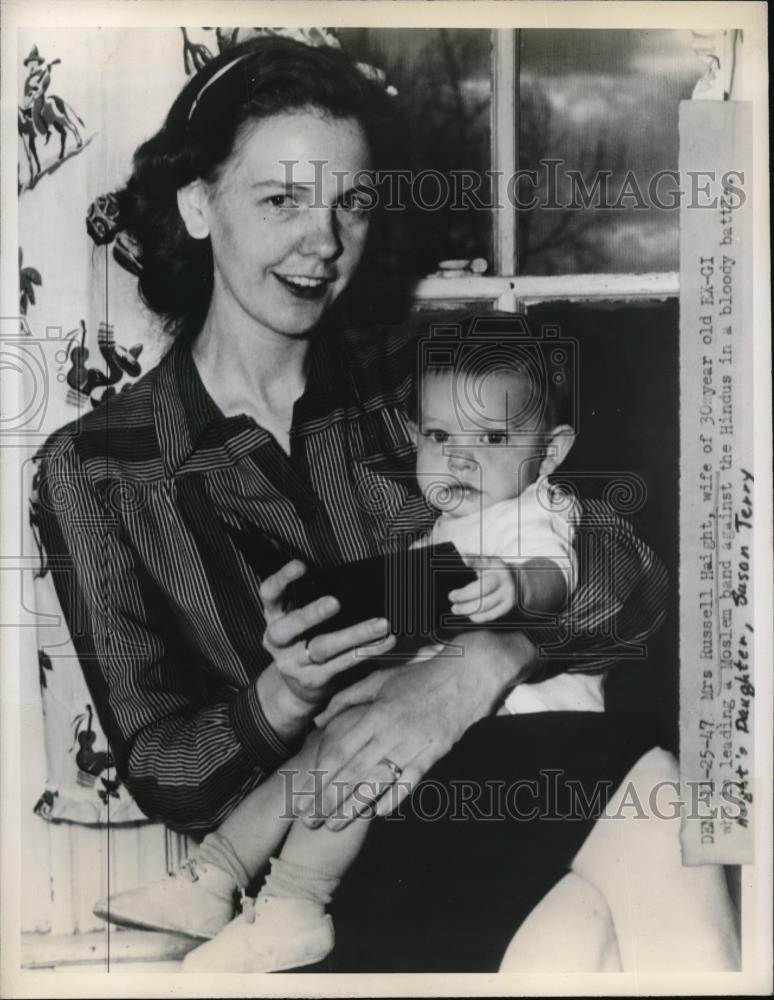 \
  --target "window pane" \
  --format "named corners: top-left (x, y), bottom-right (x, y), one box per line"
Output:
top-left (519, 30), bottom-right (702, 274)
top-left (338, 28), bottom-right (493, 269)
